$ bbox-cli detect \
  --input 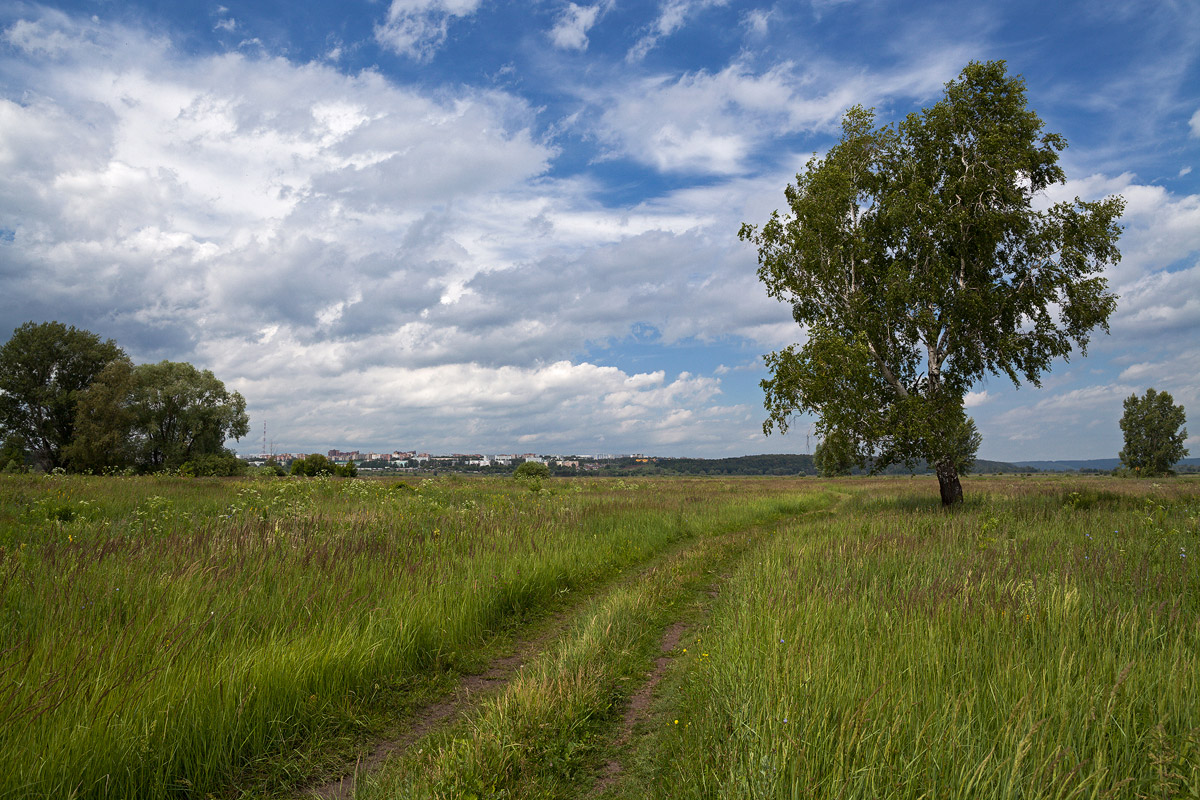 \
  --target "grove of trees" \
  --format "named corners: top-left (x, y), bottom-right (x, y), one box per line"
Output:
top-left (740, 61), bottom-right (1124, 505)
top-left (0, 321), bottom-right (249, 475)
